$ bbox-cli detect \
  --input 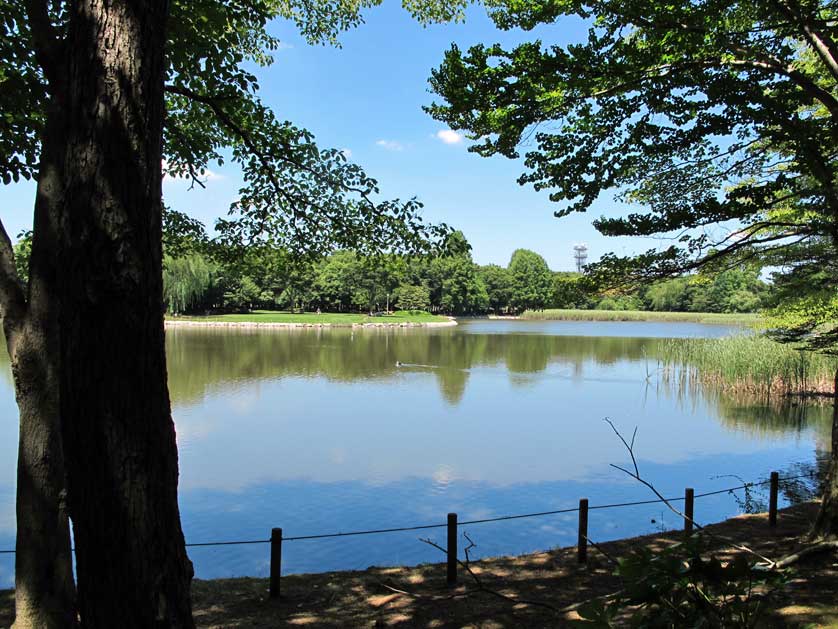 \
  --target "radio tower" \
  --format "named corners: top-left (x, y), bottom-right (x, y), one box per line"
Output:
top-left (573, 244), bottom-right (588, 273)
